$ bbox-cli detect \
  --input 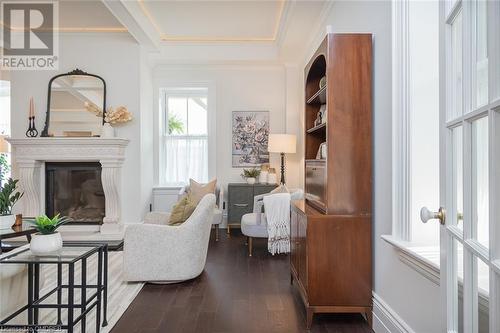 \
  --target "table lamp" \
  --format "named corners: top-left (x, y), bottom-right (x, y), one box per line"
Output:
top-left (268, 134), bottom-right (296, 185)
